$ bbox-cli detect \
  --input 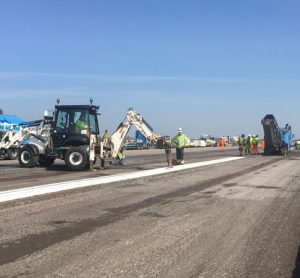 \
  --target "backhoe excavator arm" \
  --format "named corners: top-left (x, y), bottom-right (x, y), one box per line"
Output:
top-left (107, 108), bottom-right (156, 158)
